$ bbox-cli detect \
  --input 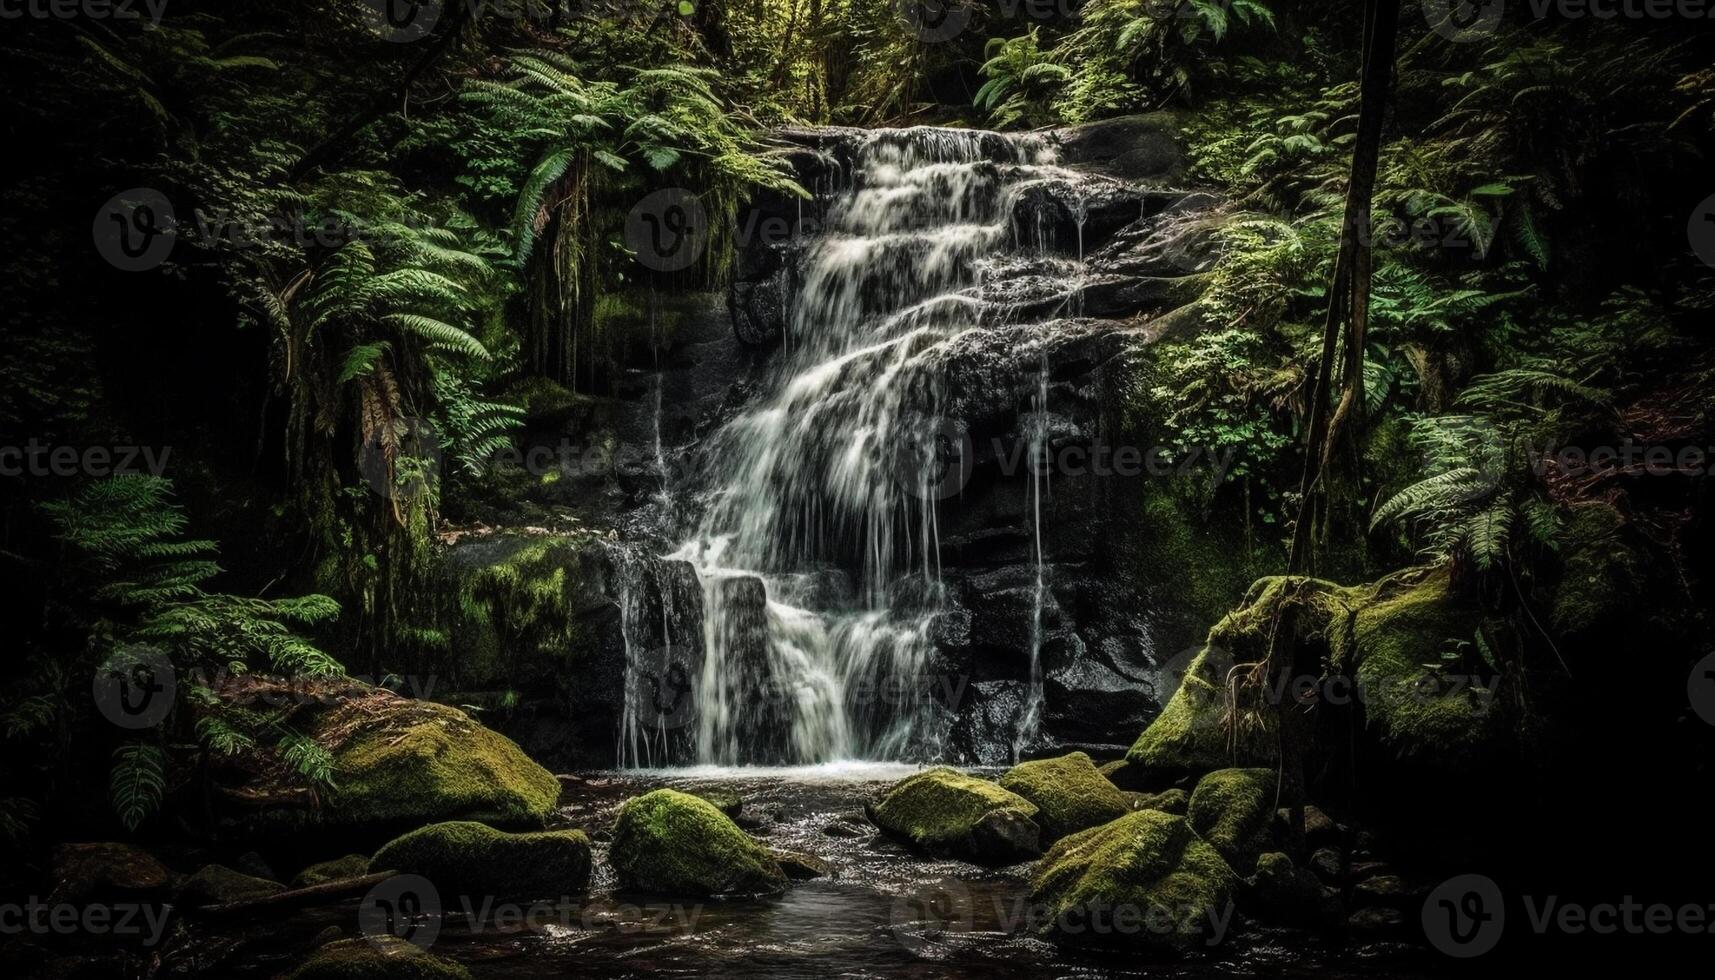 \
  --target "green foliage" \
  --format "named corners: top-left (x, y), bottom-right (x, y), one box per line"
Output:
top-left (1049, 0), bottom-right (1278, 123)
top-left (109, 744), bottom-right (165, 832)
top-left (1146, 328), bottom-right (1297, 485)
top-left (31, 476), bottom-right (345, 831)
top-left (975, 30), bottom-right (1070, 129)
top-left (1369, 296), bottom-right (1650, 574)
